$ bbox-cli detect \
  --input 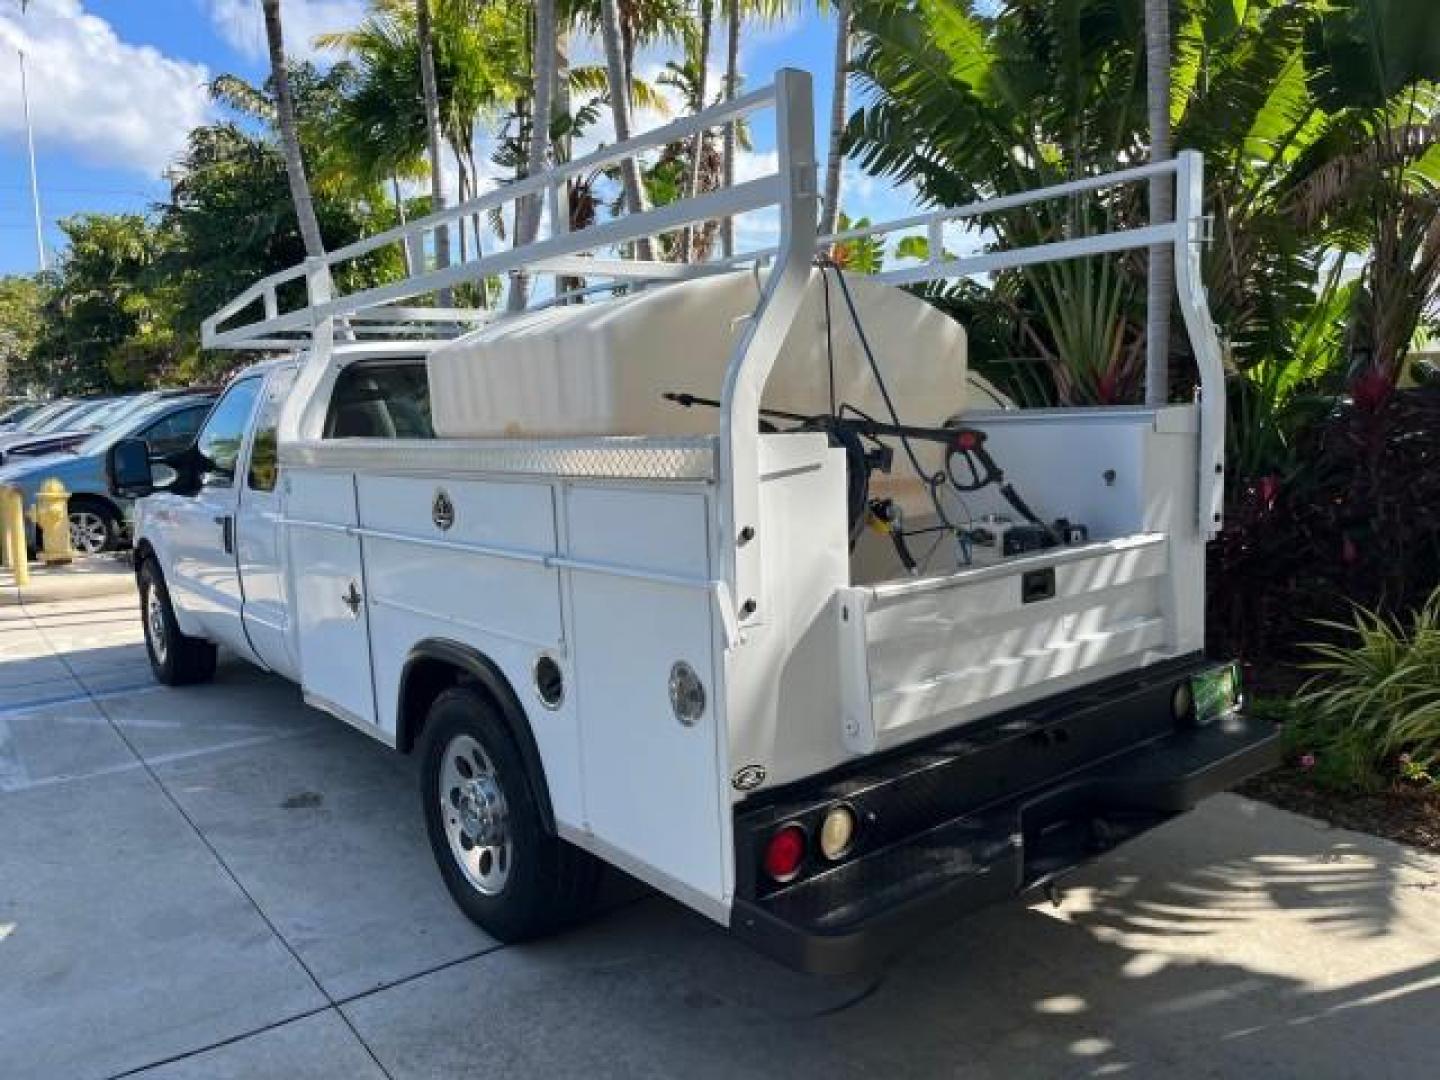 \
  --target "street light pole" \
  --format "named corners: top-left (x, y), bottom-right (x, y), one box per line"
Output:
top-left (18, 45), bottom-right (45, 273)
top-left (16, 0), bottom-right (44, 273)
